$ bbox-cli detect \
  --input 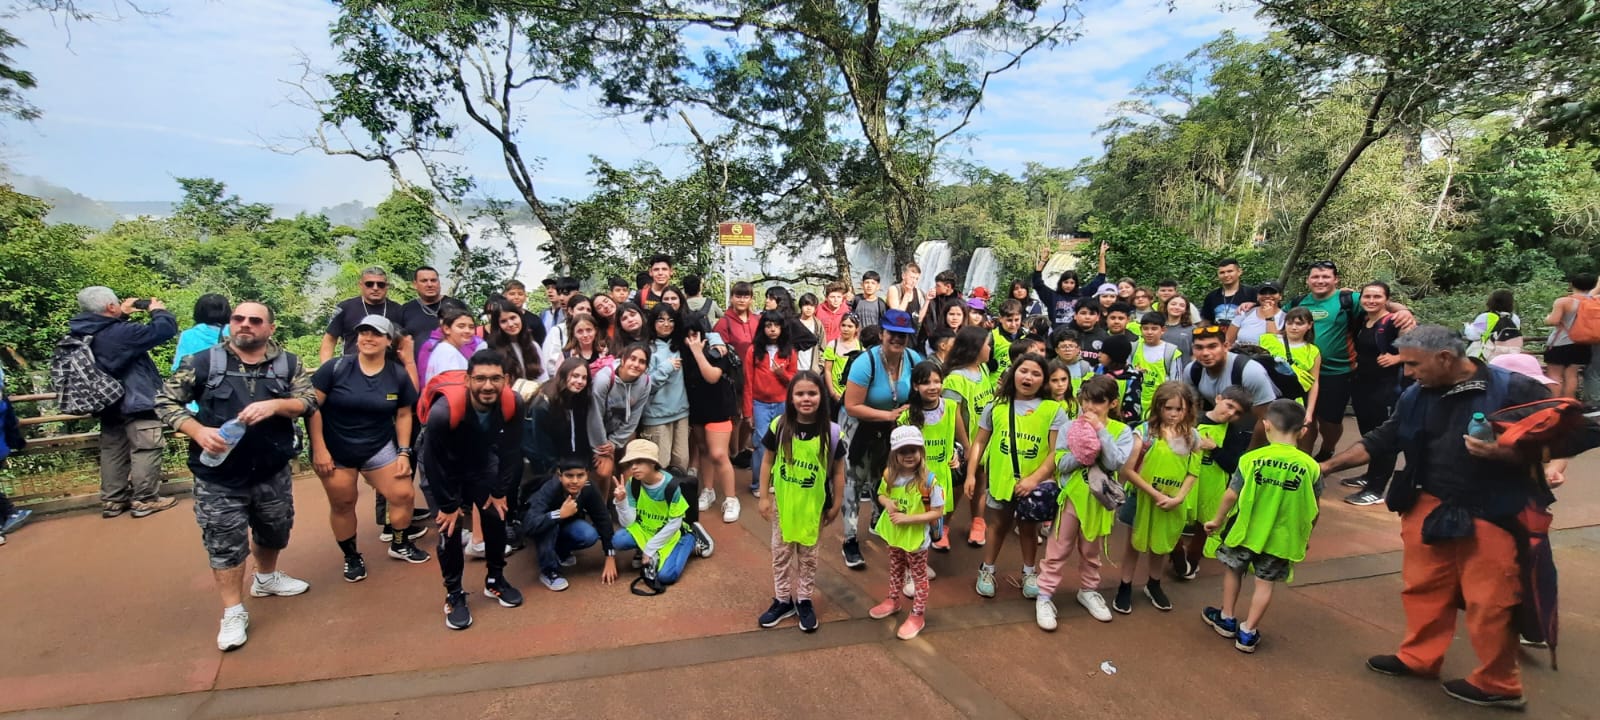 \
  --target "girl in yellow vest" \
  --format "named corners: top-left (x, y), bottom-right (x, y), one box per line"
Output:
top-left (964, 354), bottom-right (1067, 600)
top-left (1045, 359), bottom-right (1081, 419)
top-left (942, 327), bottom-right (996, 548)
top-left (899, 361), bottom-right (967, 553)
top-left (820, 314), bottom-right (863, 406)
top-left (1171, 385), bottom-right (1251, 582)
top-left (1258, 307), bottom-right (1321, 425)
top-left (1112, 381), bottom-right (1204, 615)
top-left (1035, 375), bottom-right (1133, 630)
top-left (756, 371), bottom-right (846, 634)
top-left (868, 426), bottom-right (946, 640)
